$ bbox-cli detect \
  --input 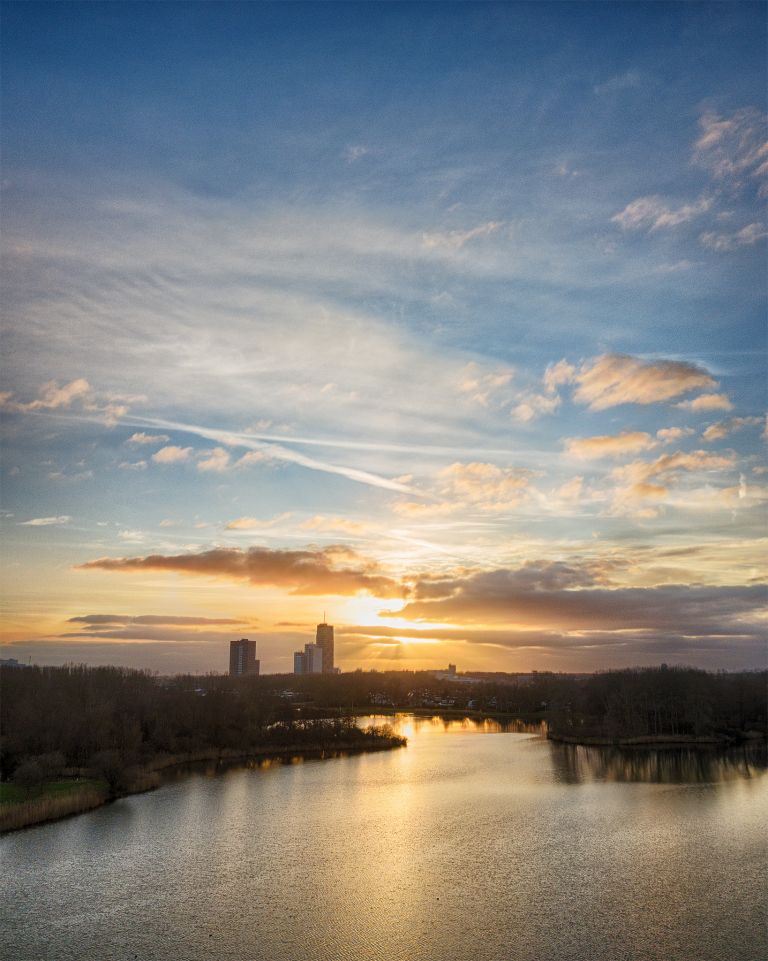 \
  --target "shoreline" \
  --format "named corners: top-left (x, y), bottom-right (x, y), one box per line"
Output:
top-left (547, 731), bottom-right (767, 749)
top-left (0, 735), bottom-right (405, 834)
